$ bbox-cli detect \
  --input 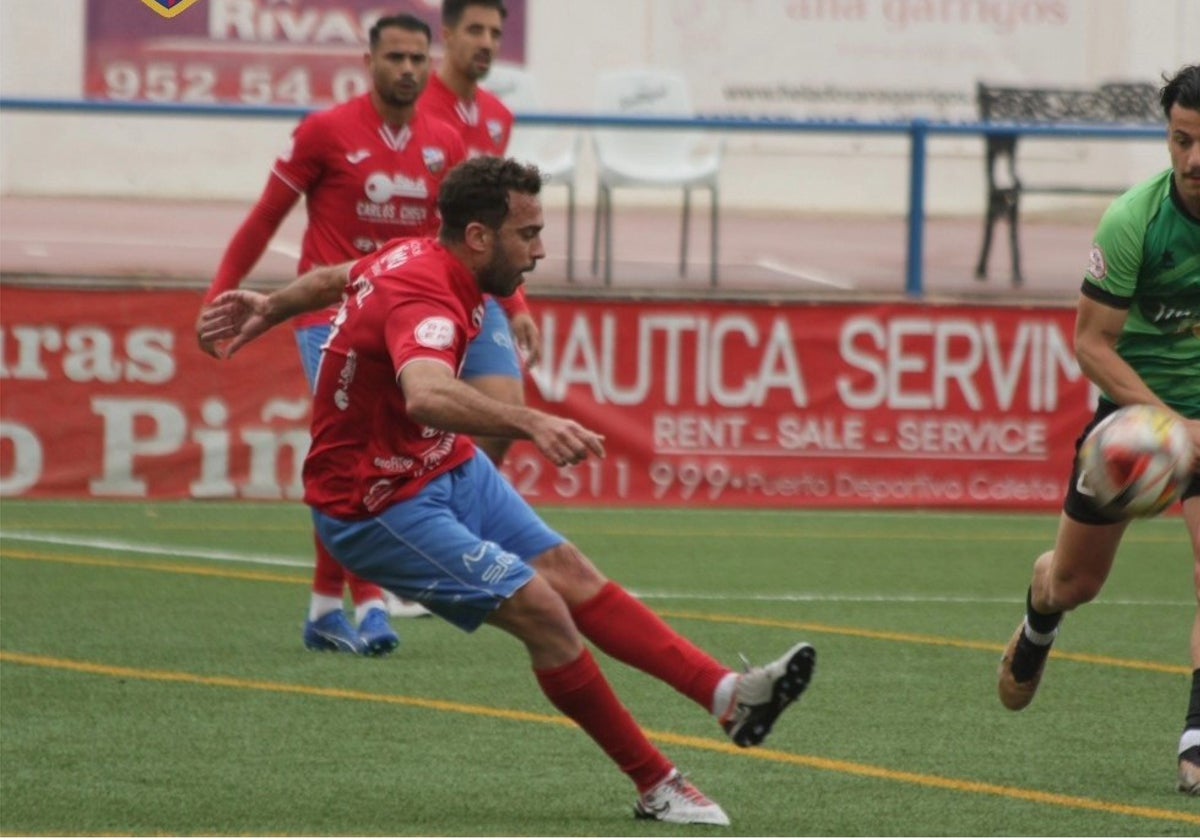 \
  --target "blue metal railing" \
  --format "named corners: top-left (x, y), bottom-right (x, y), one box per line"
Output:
top-left (0, 96), bottom-right (1165, 297)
